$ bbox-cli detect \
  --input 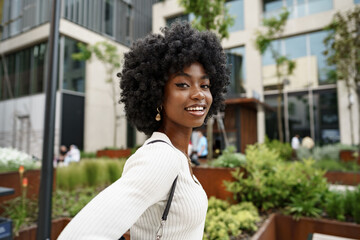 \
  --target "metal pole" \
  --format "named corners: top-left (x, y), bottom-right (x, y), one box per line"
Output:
top-left (36, 0), bottom-right (61, 239)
